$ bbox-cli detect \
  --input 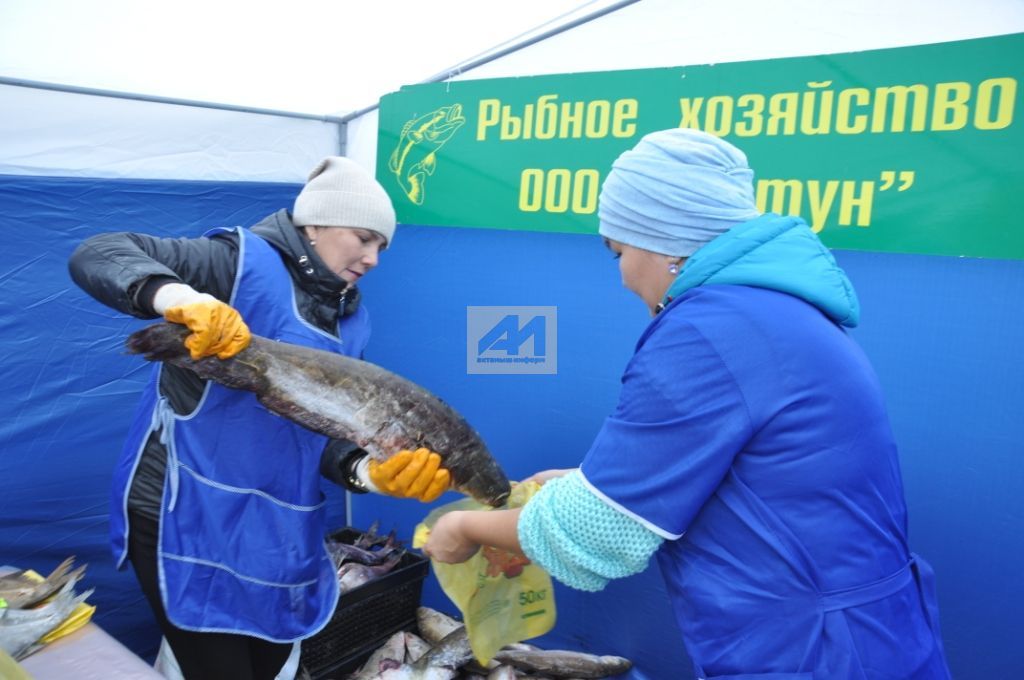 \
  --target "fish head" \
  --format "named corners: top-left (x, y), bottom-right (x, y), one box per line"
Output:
top-left (467, 474), bottom-right (511, 508)
top-left (422, 104), bottom-right (465, 143)
top-left (389, 104), bottom-right (466, 200)
top-left (449, 442), bottom-right (511, 508)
